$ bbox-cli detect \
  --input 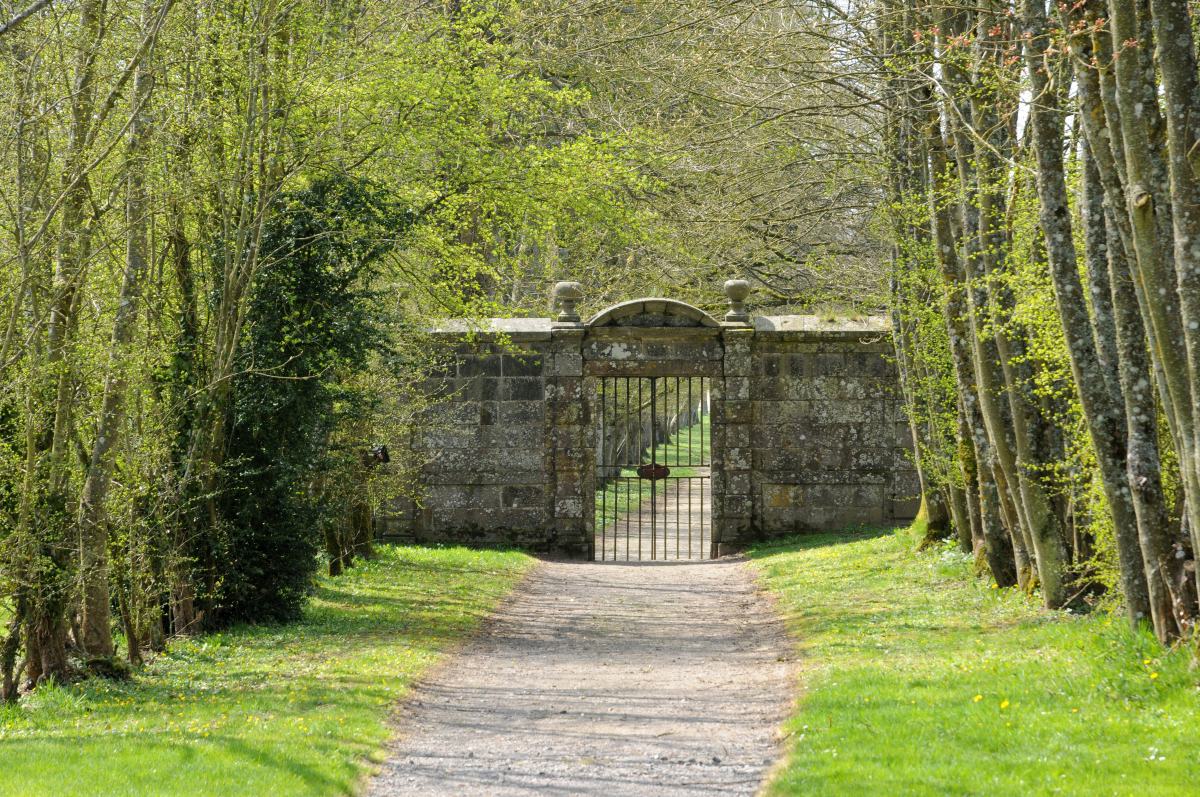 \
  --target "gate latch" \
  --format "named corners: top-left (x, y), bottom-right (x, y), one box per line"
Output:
top-left (636, 464), bottom-right (671, 480)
